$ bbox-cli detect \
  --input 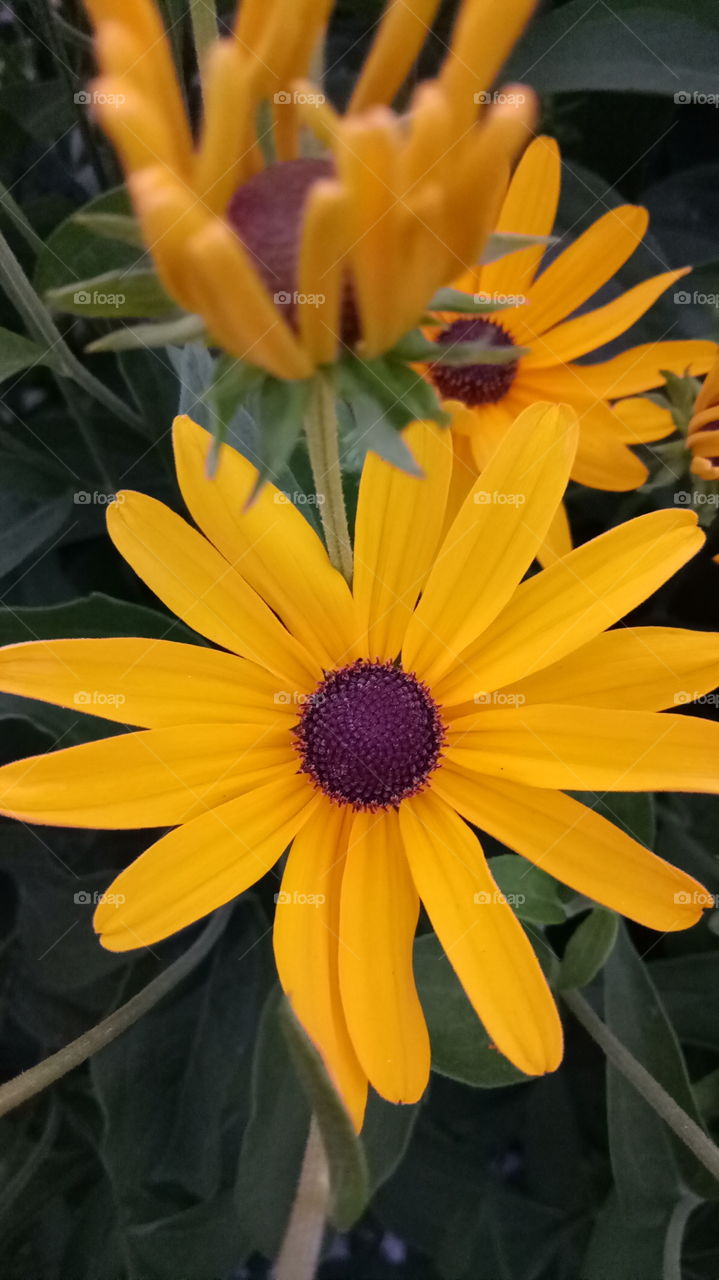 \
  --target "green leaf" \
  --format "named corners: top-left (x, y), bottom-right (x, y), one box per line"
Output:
top-left (506, 0), bottom-right (719, 96)
top-left (46, 268), bottom-right (175, 319)
top-left (414, 932), bottom-right (532, 1088)
top-left (480, 230), bottom-right (555, 264)
top-left (87, 313), bottom-right (206, 353)
top-left (72, 211), bottom-right (143, 248)
top-left (0, 328), bottom-right (58, 382)
top-left (33, 187), bottom-right (141, 297)
top-left (571, 790), bottom-right (656, 850)
top-left (279, 997), bottom-right (371, 1231)
top-left (337, 352), bottom-right (449, 475)
top-left (581, 1188), bottom-right (694, 1280)
top-left (651, 953), bottom-right (719, 1053)
top-left (605, 924), bottom-right (719, 1204)
top-left (361, 1092), bottom-right (420, 1193)
top-left (248, 375), bottom-right (312, 496)
top-left (391, 329), bottom-right (528, 366)
top-left (425, 286), bottom-right (526, 314)
top-left (489, 854), bottom-right (567, 925)
top-left (0, 593), bottom-right (199, 647)
top-left (558, 907), bottom-right (619, 991)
